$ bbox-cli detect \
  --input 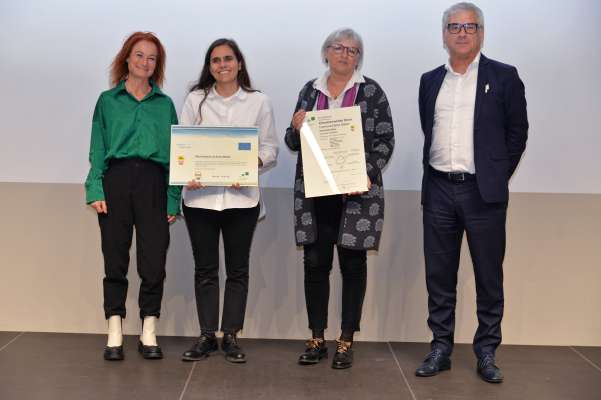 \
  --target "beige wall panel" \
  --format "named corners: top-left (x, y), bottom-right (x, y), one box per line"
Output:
top-left (0, 183), bottom-right (599, 345)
